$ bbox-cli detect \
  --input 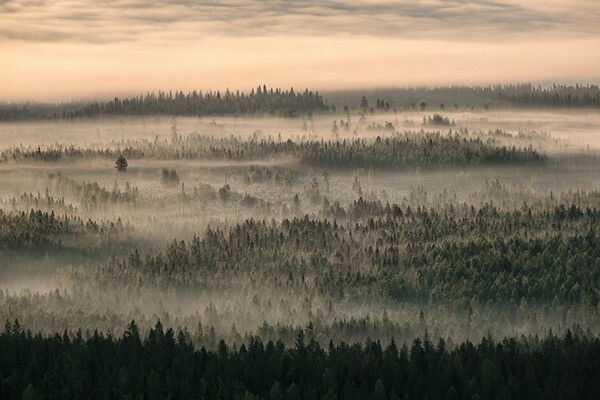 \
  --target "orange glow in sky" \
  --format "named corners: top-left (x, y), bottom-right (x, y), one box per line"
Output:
top-left (1, 1), bottom-right (599, 101)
